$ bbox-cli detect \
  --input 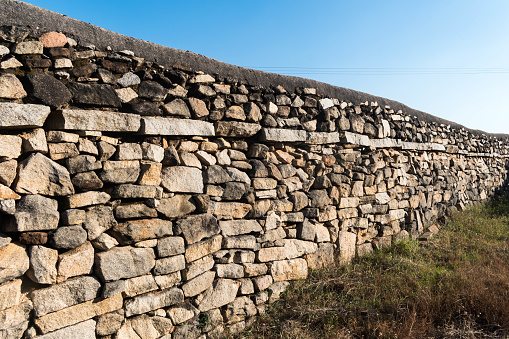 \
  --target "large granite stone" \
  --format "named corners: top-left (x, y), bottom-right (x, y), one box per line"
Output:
top-left (0, 243), bottom-right (29, 285)
top-left (35, 319), bottom-right (96, 339)
top-left (198, 279), bottom-right (240, 312)
top-left (112, 219), bottom-right (173, 245)
top-left (125, 288), bottom-right (184, 317)
top-left (176, 214), bottom-right (220, 245)
top-left (6, 195), bottom-right (59, 232)
top-left (0, 74), bottom-right (26, 99)
top-left (24, 73), bottom-right (72, 107)
top-left (160, 166), bottom-right (203, 193)
top-left (100, 160), bottom-right (140, 184)
top-left (0, 103), bottom-right (51, 129)
top-left (140, 116), bottom-right (215, 136)
top-left (215, 121), bottom-right (261, 137)
top-left (156, 195), bottom-right (196, 218)
top-left (0, 279), bottom-right (21, 312)
top-left (94, 246), bottom-right (155, 282)
top-left (47, 109), bottom-right (140, 132)
top-left (81, 205), bottom-right (117, 241)
top-left (67, 82), bottom-right (121, 107)
top-left (260, 128), bottom-right (307, 142)
top-left (0, 301), bottom-right (32, 339)
top-left (34, 294), bottom-right (122, 334)
top-left (14, 153), bottom-right (74, 196)
top-left (271, 258), bottom-right (308, 282)
top-left (30, 276), bottom-right (101, 317)
top-left (219, 220), bottom-right (262, 236)
top-left (27, 245), bottom-right (58, 284)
